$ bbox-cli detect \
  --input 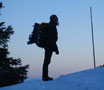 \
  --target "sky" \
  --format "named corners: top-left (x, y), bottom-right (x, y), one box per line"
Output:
top-left (1, 0), bottom-right (104, 78)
